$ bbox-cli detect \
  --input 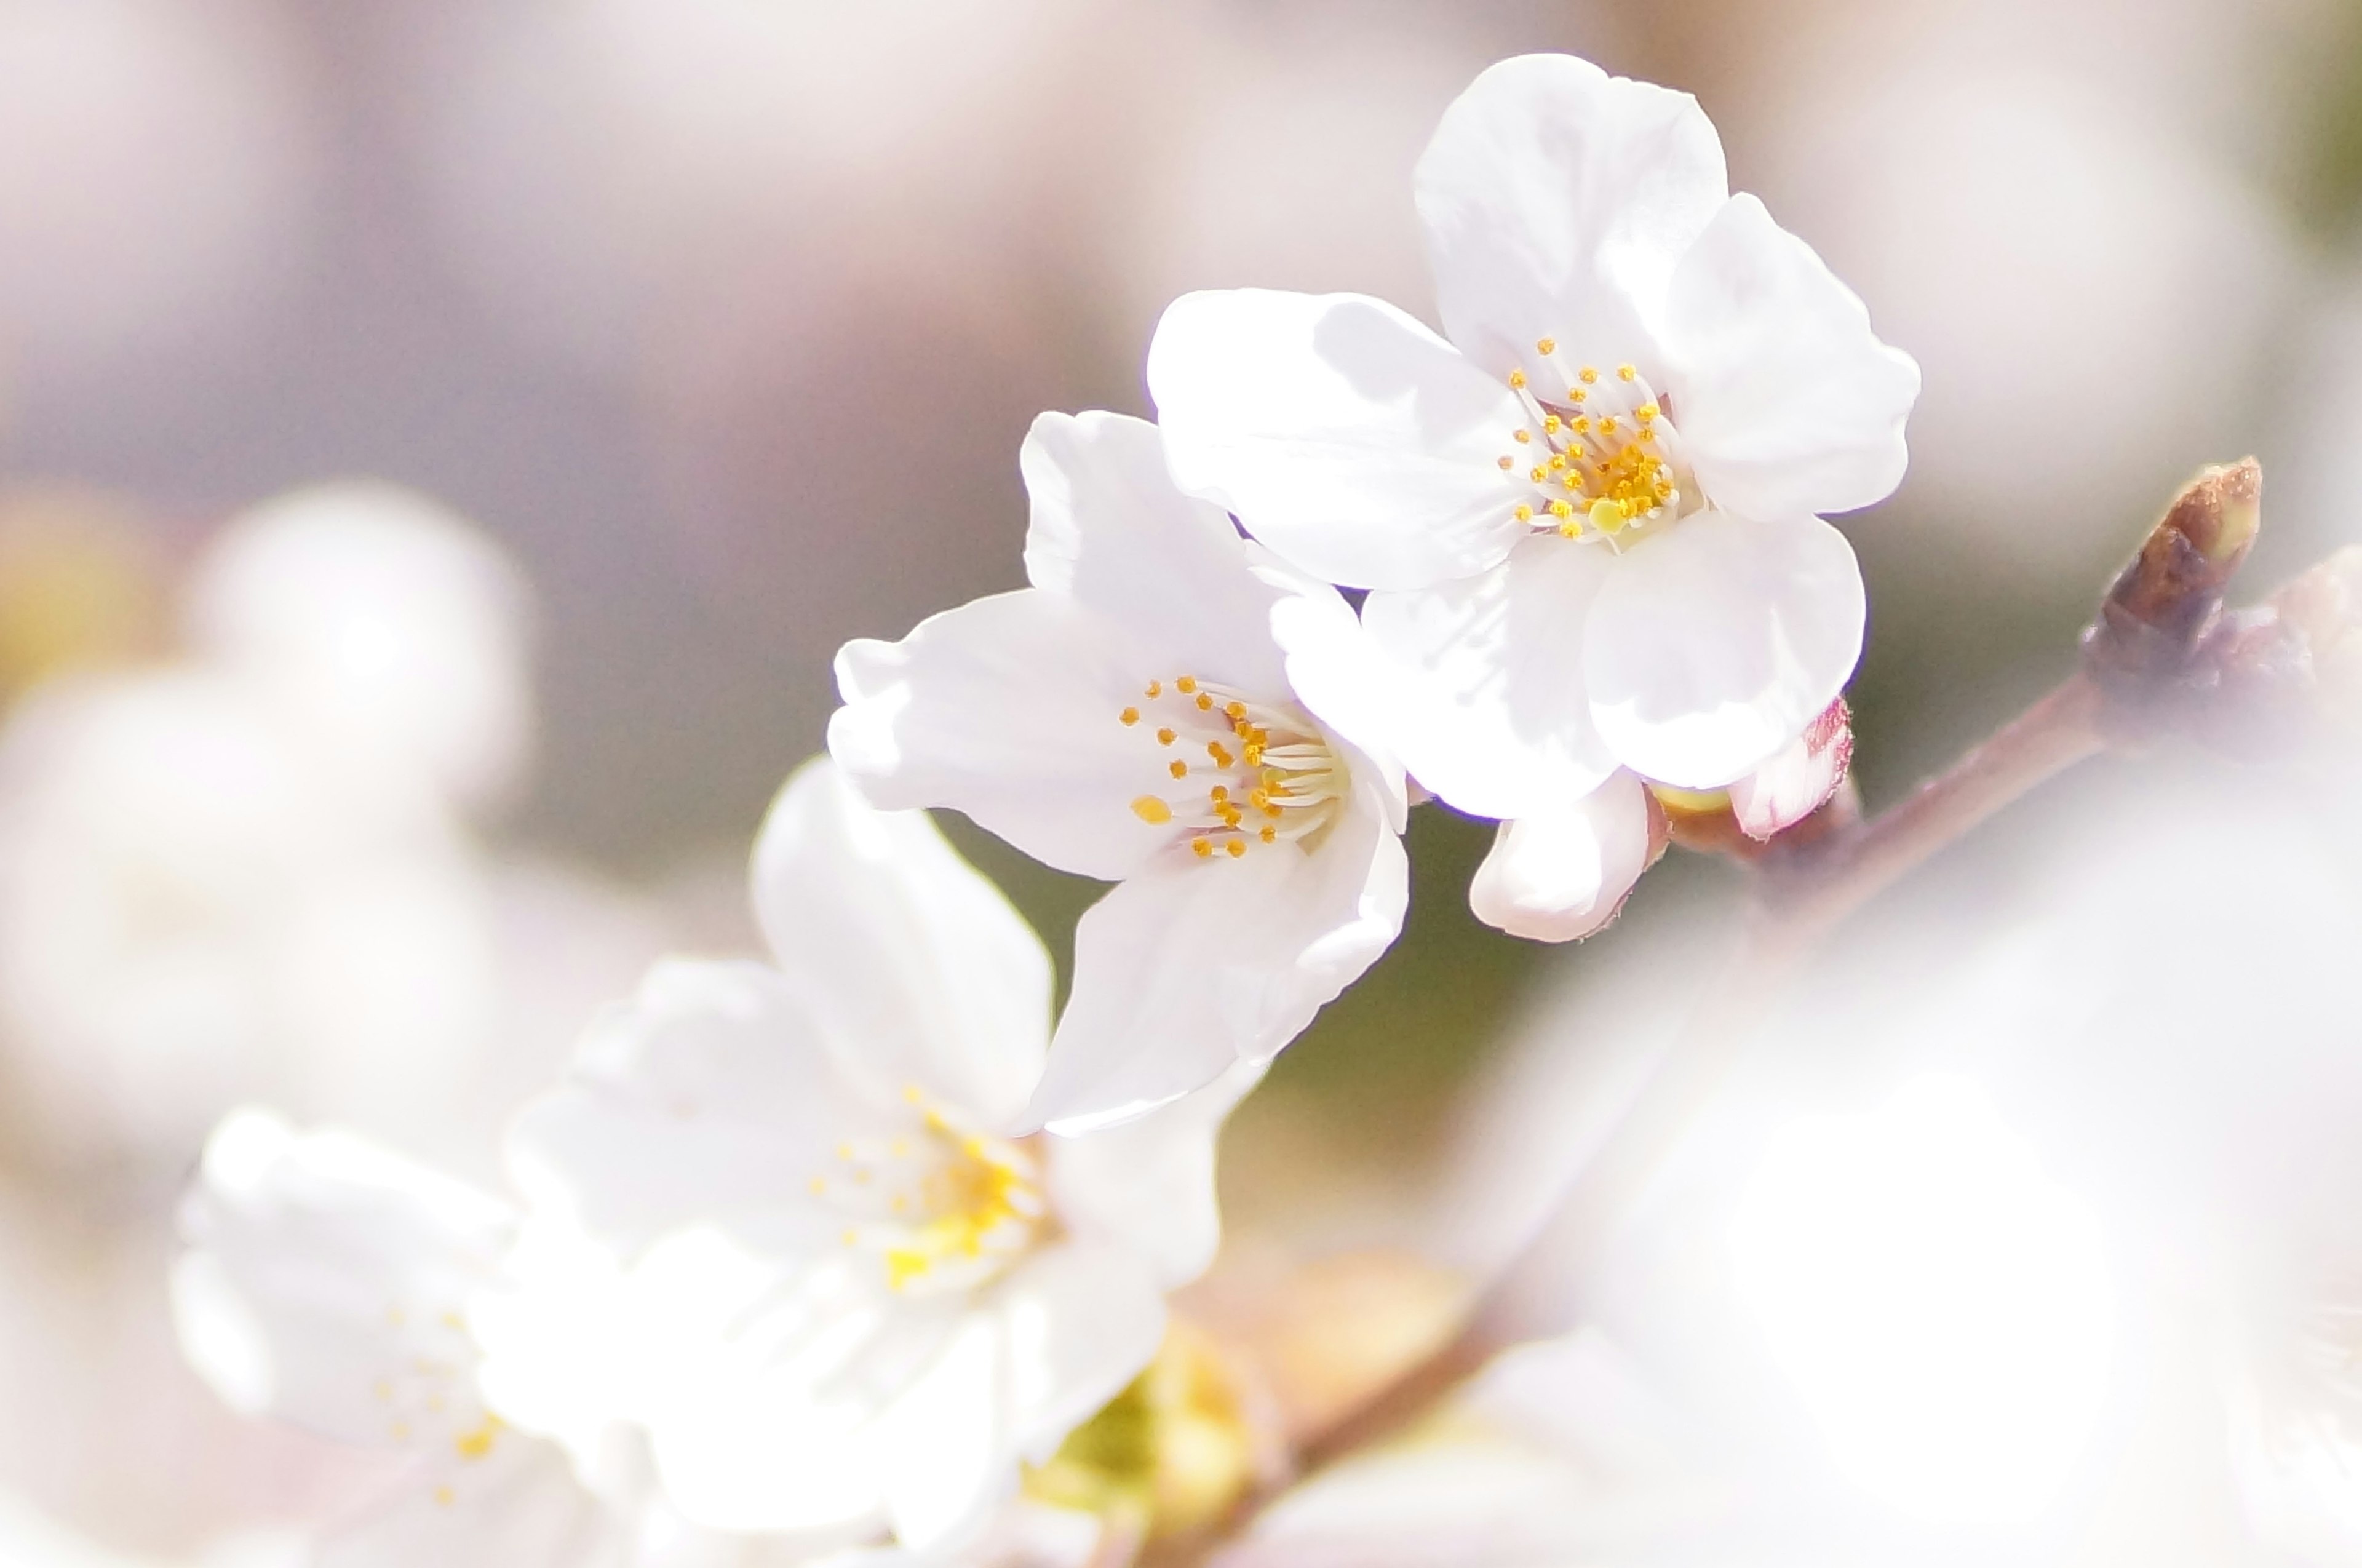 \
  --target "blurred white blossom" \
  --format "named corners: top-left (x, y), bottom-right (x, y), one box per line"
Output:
top-left (480, 759), bottom-right (1249, 1550)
